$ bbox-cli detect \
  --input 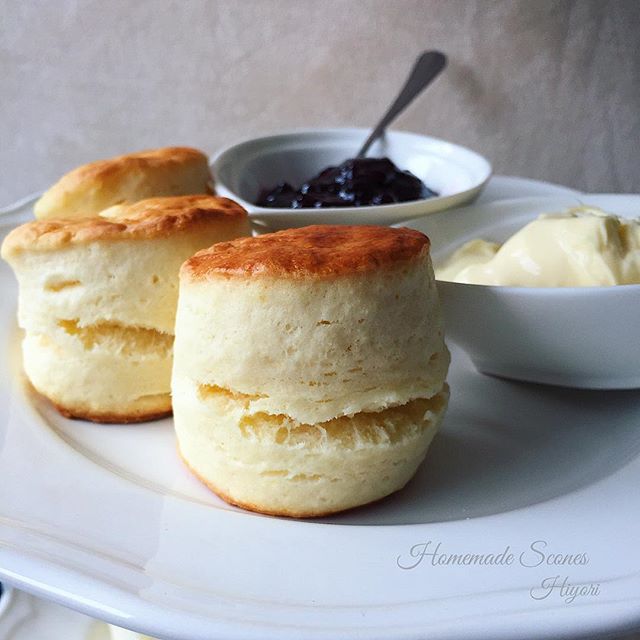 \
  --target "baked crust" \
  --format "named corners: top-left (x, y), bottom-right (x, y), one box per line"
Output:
top-left (182, 225), bottom-right (430, 280)
top-left (42, 147), bottom-right (207, 191)
top-left (34, 147), bottom-right (212, 219)
top-left (2, 195), bottom-right (247, 257)
top-left (177, 446), bottom-right (397, 518)
top-left (27, 377), bottom-right (174, 422)
top-left (54, 401), bottom-right (172, 424)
